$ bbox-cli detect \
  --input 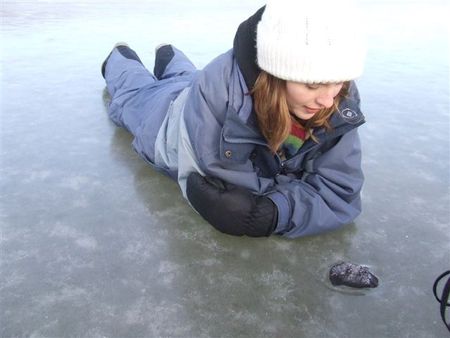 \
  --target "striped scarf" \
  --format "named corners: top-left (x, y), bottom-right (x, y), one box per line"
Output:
top-left (282, 122), bottom-right (307, 159)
